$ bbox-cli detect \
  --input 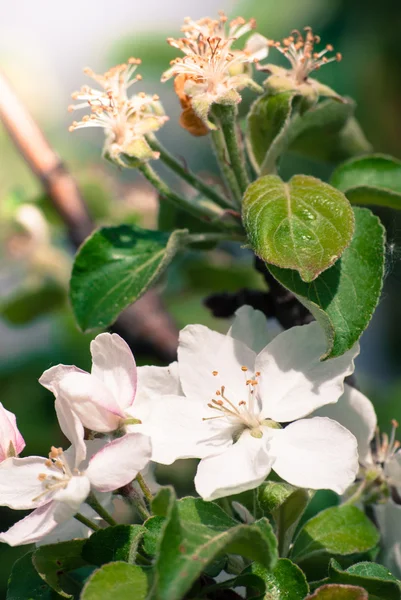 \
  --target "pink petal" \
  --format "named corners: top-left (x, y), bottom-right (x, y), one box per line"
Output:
top-left (86, 433), bottom-right (151, 492)
top-left (91, 333), bottom-right (137, 410)
top-left (0, 403), bottom-right (25, 461)
top-left (0, 456), bottom-right (52, 509)
top-left (0, 502), bottom-right (58, 546)
top-left (39, 364), bottom-right (86, 394)
top-left (55, 397), bottom-right (86, 466)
